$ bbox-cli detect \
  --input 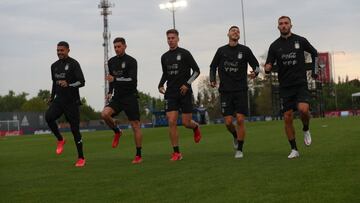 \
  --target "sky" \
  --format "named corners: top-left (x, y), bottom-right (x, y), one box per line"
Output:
top-left (1, 0), bottom-right (359, 111)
